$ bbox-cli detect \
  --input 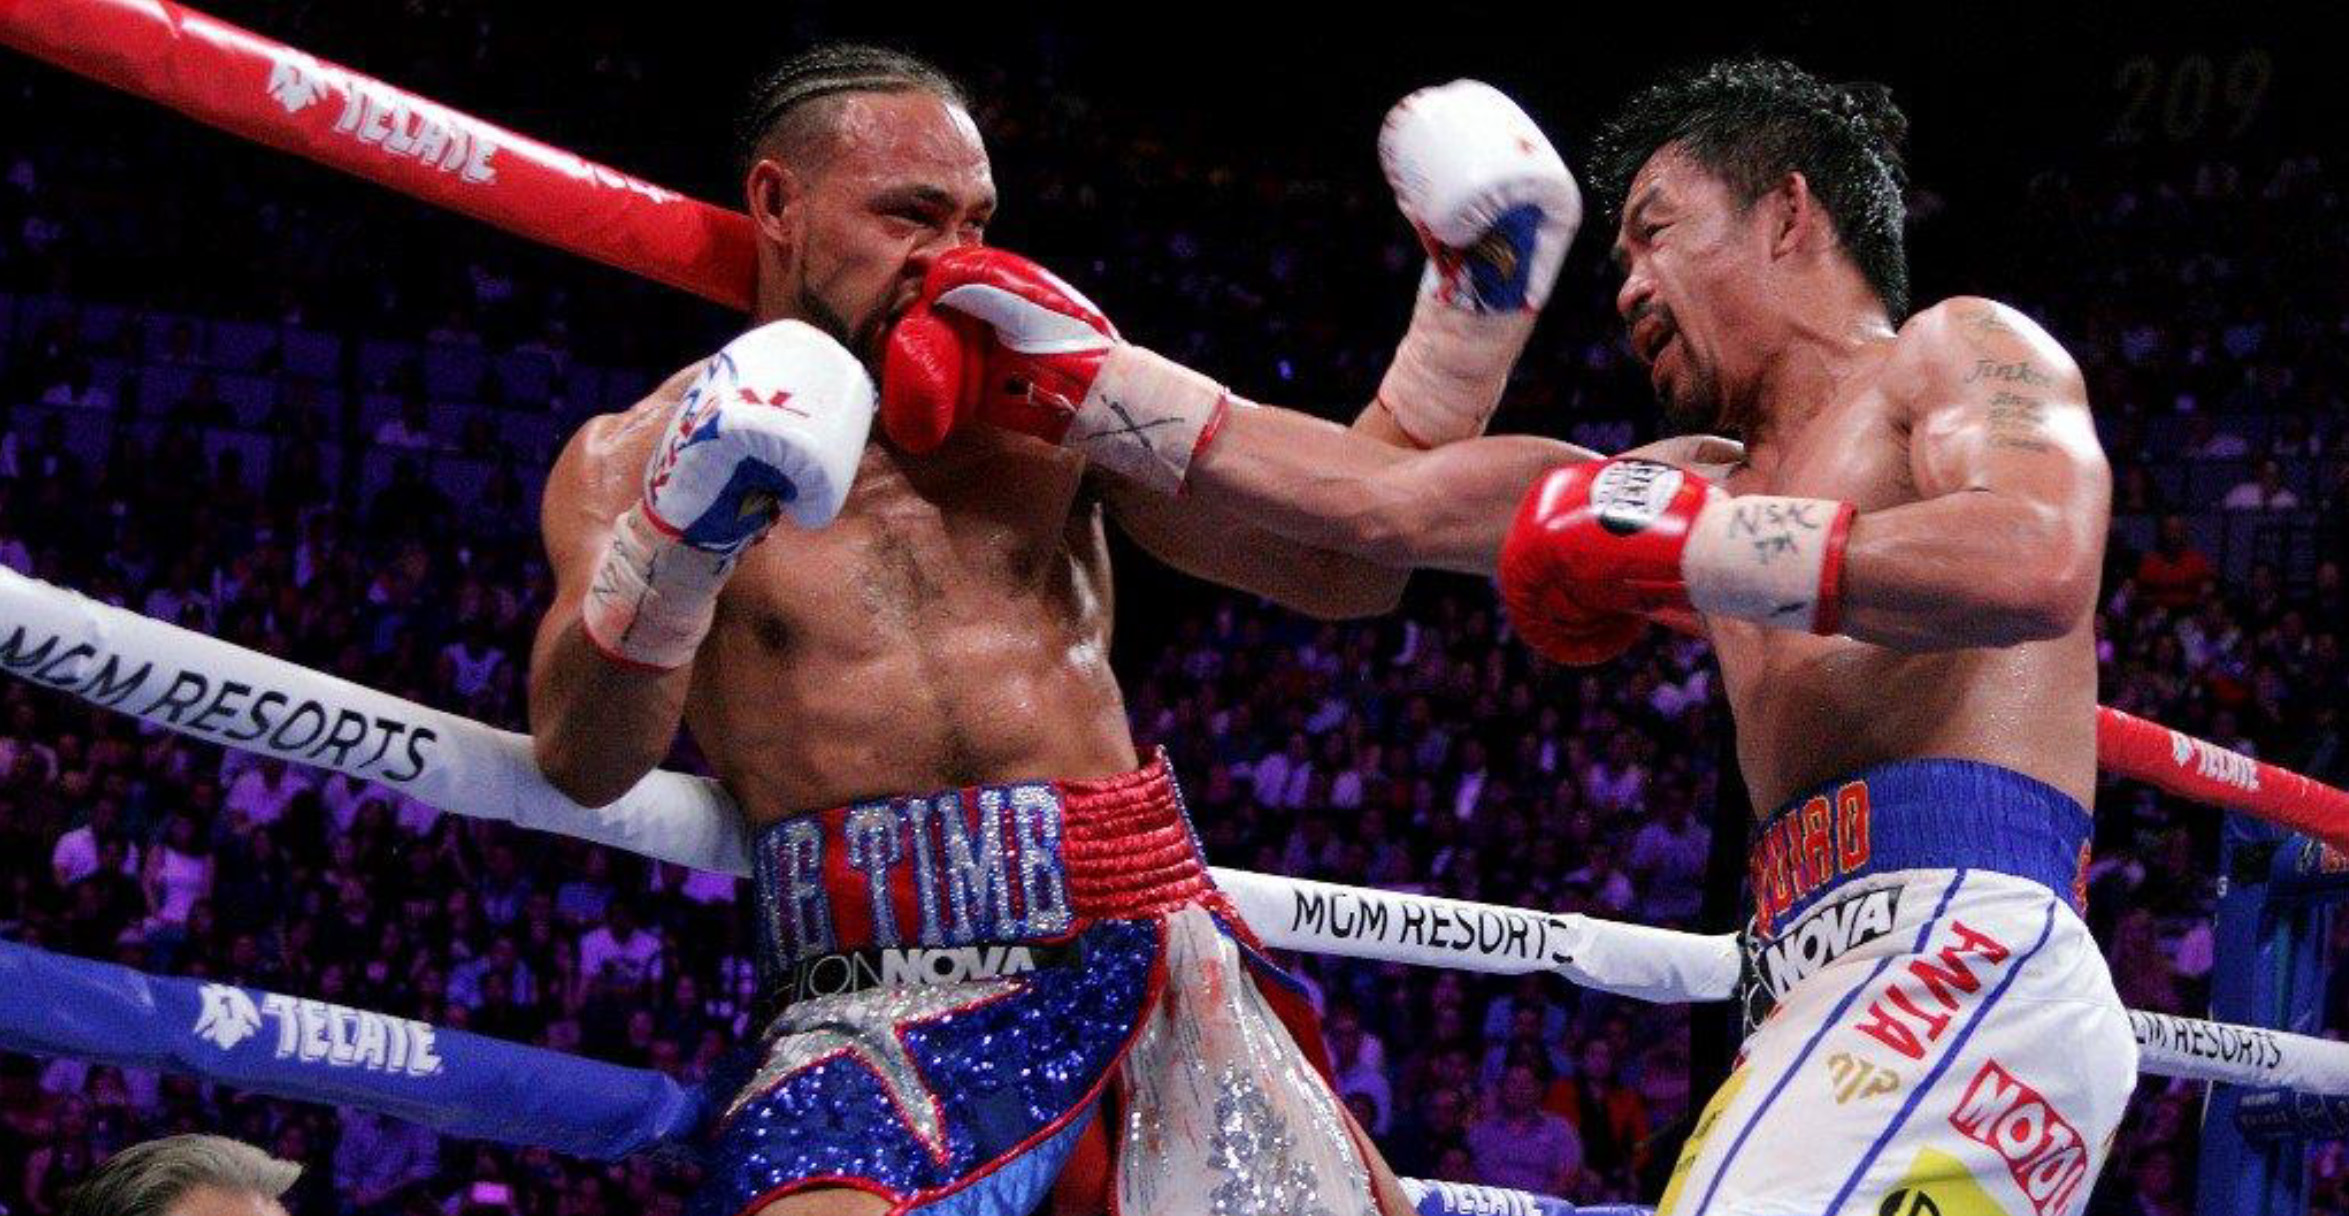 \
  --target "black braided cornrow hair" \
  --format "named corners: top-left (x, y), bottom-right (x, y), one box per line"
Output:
top-left (733, 43), bottom-right (969, 176)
